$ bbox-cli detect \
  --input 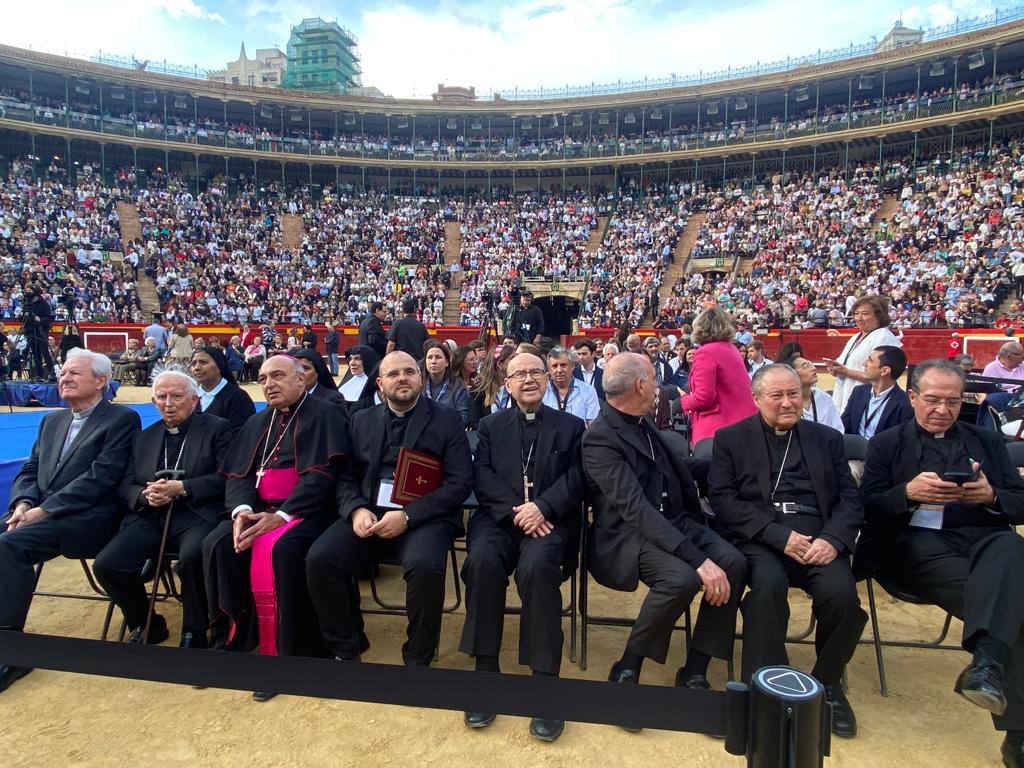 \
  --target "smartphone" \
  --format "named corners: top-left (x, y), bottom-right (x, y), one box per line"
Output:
top-left (942, 470), bottom-right (976, 485)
